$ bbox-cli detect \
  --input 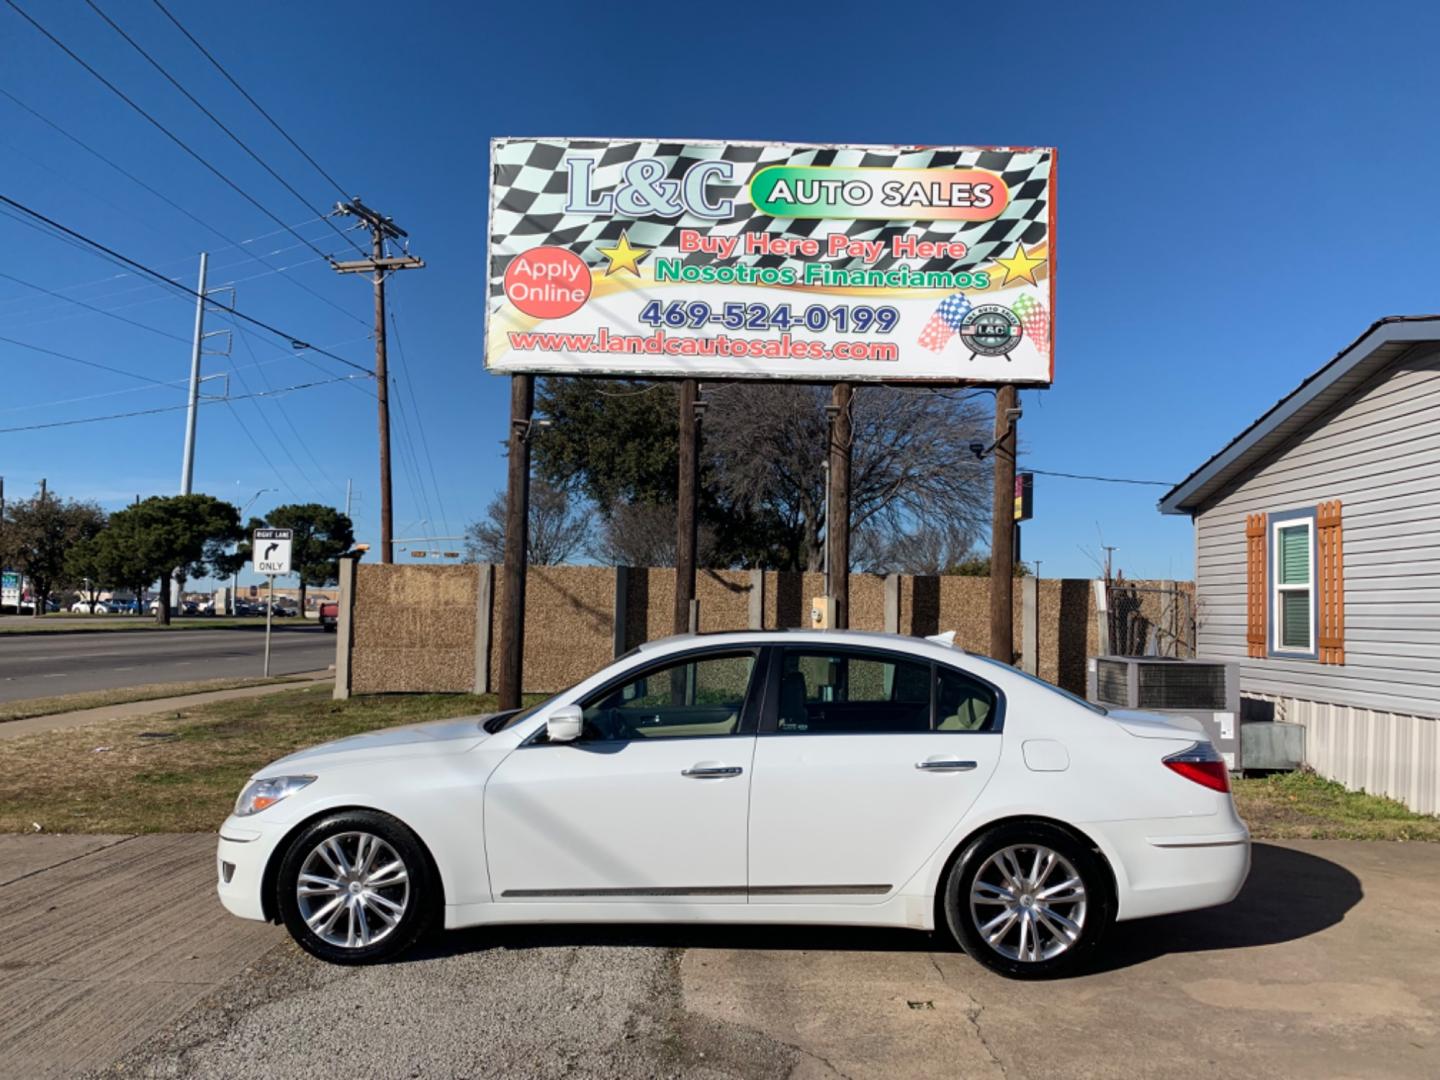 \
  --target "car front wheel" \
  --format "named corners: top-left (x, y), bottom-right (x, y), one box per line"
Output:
top-left (942, 821), bottom-right (1113, 979)
top-left (275, 810), bottom-right (436, 964)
